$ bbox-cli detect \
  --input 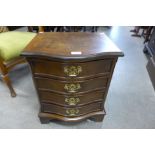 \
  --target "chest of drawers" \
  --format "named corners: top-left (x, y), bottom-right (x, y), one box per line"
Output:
top-left (22, 32), bottom-right (123, 124)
